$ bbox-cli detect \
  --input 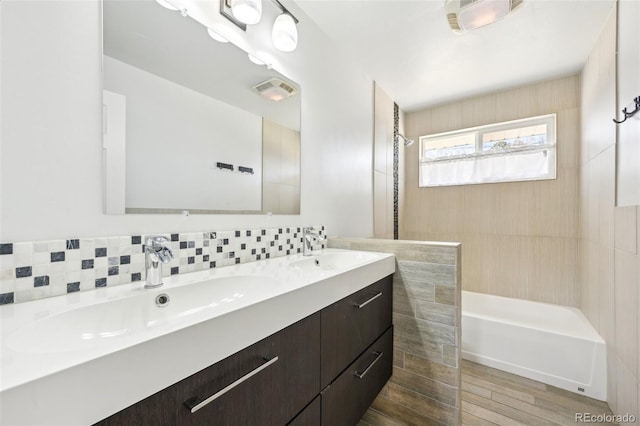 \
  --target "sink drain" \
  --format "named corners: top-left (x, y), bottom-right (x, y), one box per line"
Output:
top-left (155, 293), bottom-right (170, 307)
